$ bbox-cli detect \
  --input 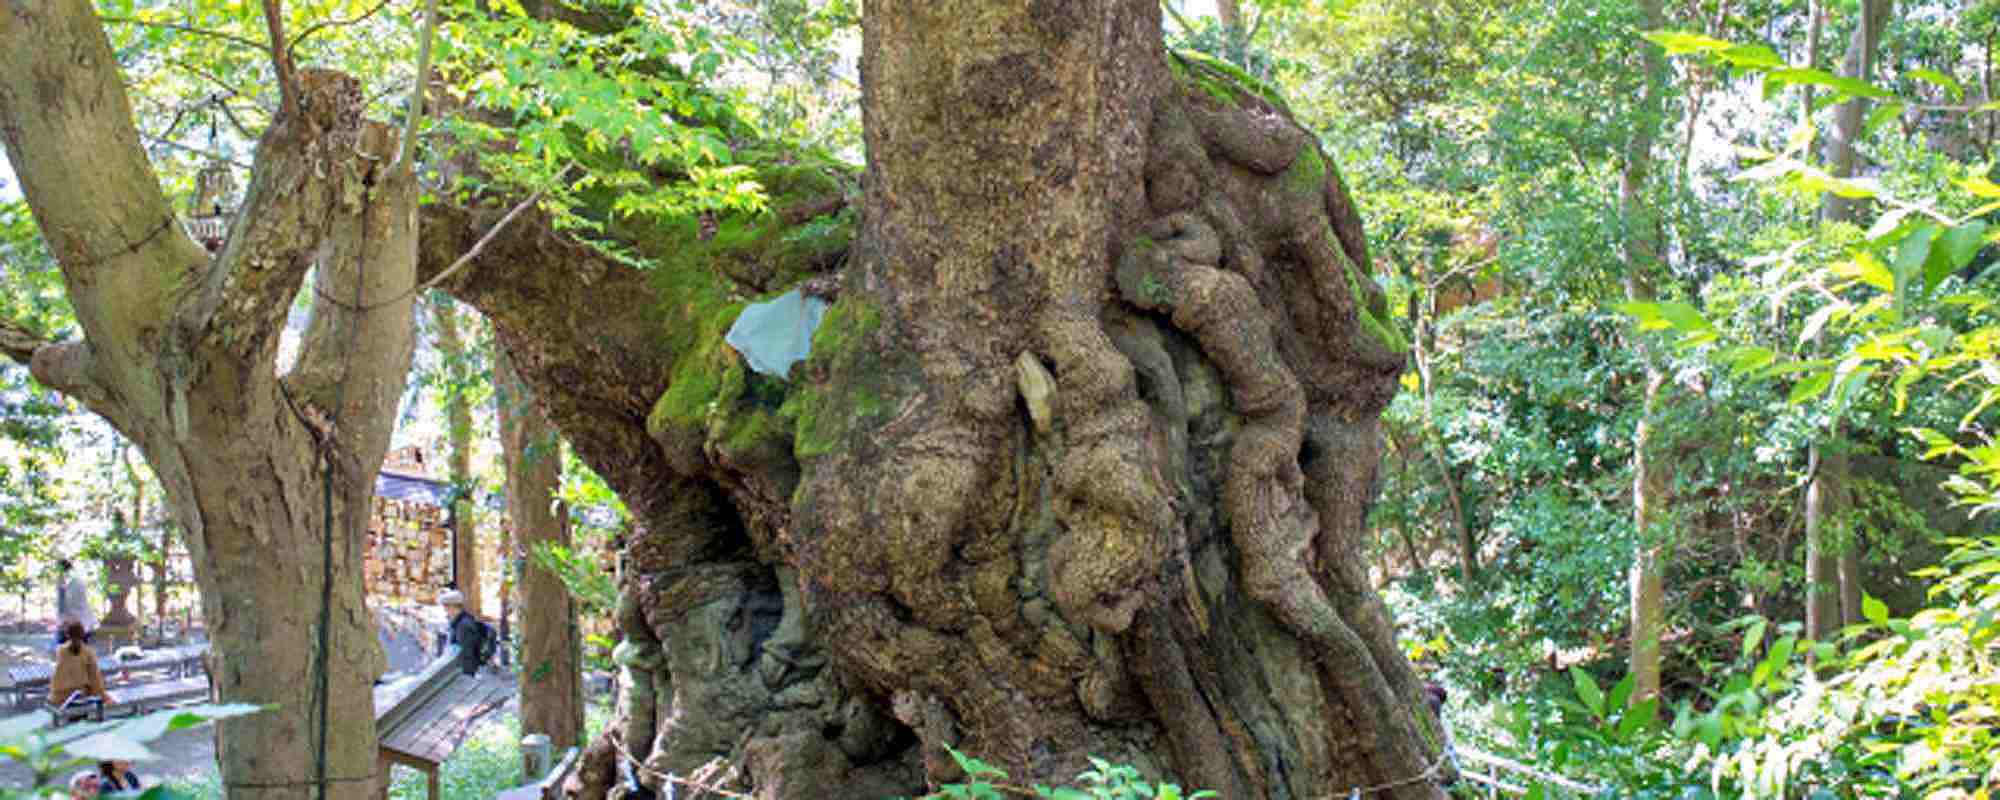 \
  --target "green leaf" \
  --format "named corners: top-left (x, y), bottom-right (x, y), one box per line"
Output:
top-left (1764, 634), bottom-right (1798, 674)
top-left (1832, 252), bottom-right (1895, 292)
top-left (112, 703), bottom-right (264, 744)
top-left (1931, 222), bottom-right (1991, 292)
top-left (1909, 68), bottom-right (1965, 101)
top-left (1607, 673), bottom-right (1637, 716)
top-left (1741, 617), bottom-right (1767, 661)
top-left (1789, 370), bottom-right (1833, 404)
top-left (947, 747), bottom-right (1009, 780)
top-left (1865, 208), bottom-right (1914, 241)
top-left (1863, 102), bottom-right (1903, 137)
top-left (1766, 68), bottom-right (1894, 98)
top-left (1657, 301), bottom-right (1711, 332)
top-left (65, 730), bottom-right (157, 762)
top-left (1960, 176), bottom-right (2000, 198)
top-left (1719, 345), bottom-right (1778, 376)
top-left (1618, 697), bottom-right (1659, 739)
top-left (1640, 30), bottom-right (1734, 56)
top-left (1570, 667), bottom-right (1605, 718)
top-left (1862, 594), bottom-right (1888, 626)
